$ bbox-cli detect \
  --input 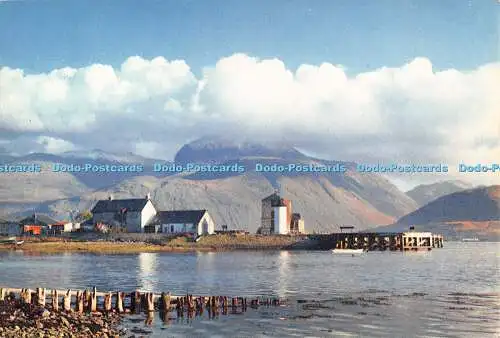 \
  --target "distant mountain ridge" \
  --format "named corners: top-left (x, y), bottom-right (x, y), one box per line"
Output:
top-left (375, 185), bottom-right (500, 240)
top-left (175, 135), bottom-right (308, 164)
top-left (0, 137), bottom-right (420, 232)
top-left (399, 185), bottom-right (500, 224)
top-left (406, 180), bottom-right (474, 207)
top-left (0, 149), bottom-right (172, 190)
top-left (59, 149), bottom-right (165, 163)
